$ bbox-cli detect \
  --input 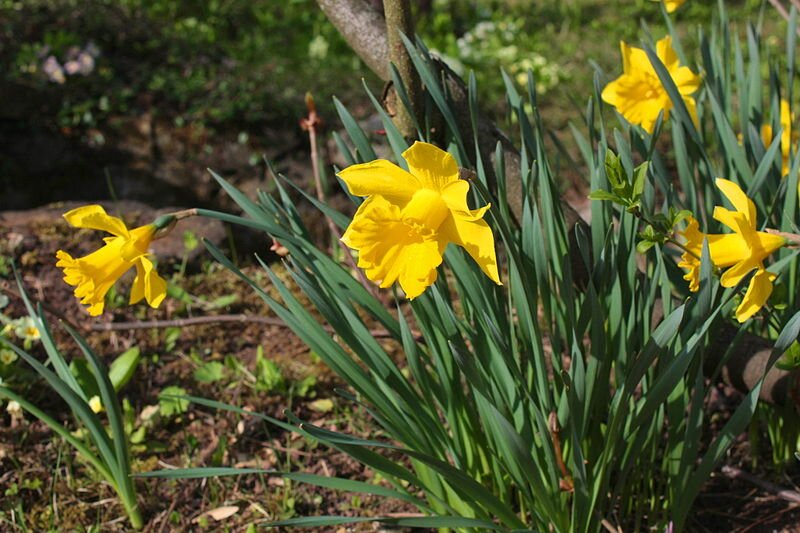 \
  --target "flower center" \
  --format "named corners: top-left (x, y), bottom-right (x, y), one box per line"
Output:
top-left (641, 74), bottom-right (663, 100)
top-left (401, 188), bottom-right (450, 234)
